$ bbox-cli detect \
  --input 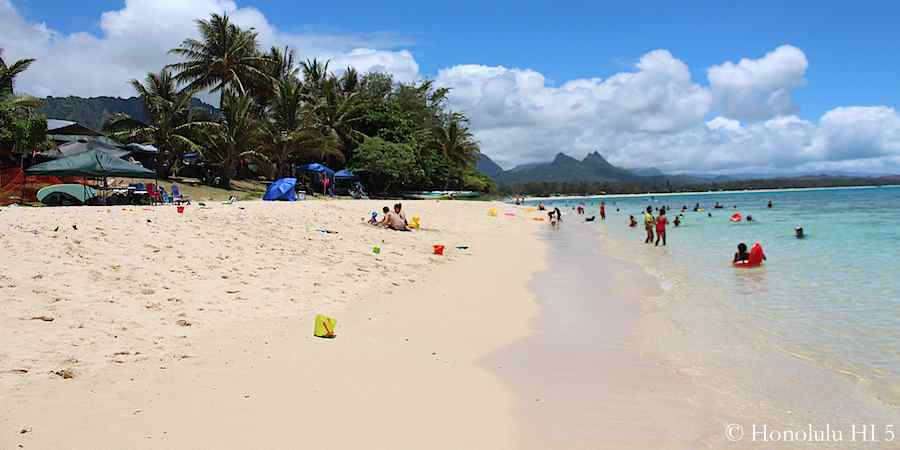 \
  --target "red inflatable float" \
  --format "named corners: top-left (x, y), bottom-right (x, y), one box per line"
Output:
top-left (733, 242), bottom-right (765, 268)
top-left (730, 213), bottom-right (742, 222)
